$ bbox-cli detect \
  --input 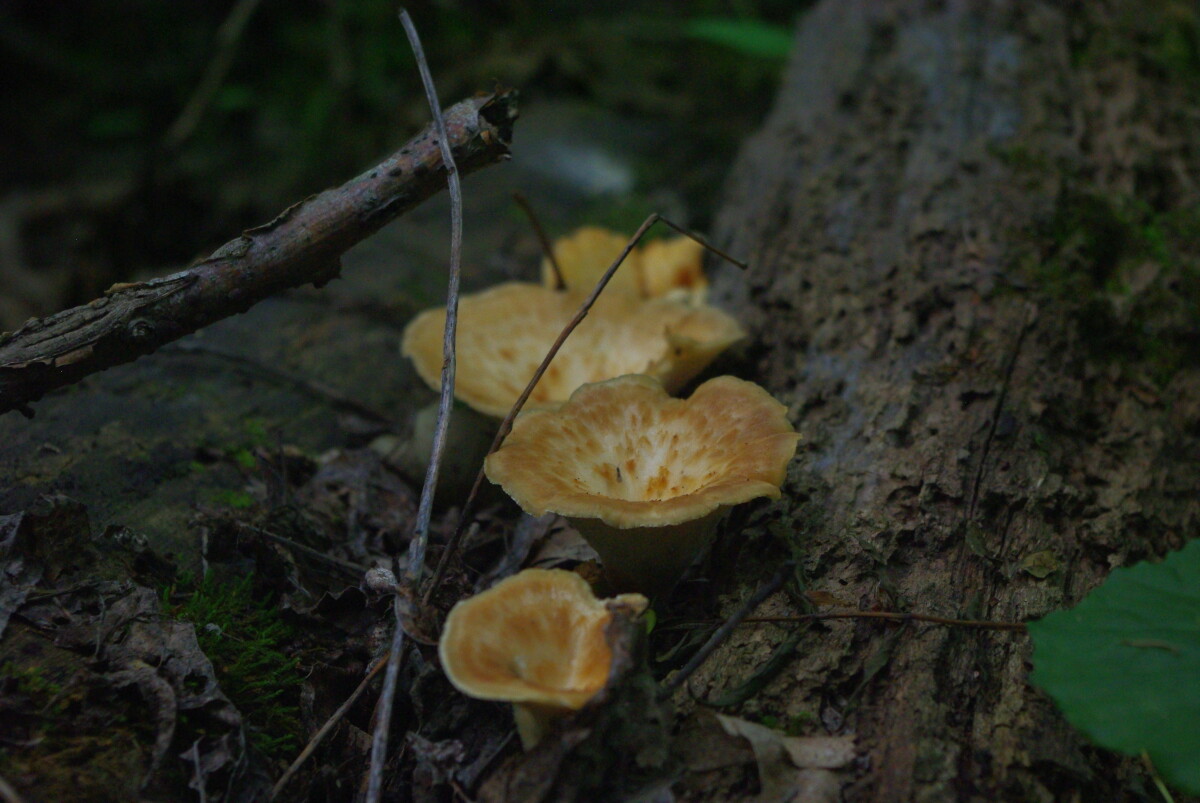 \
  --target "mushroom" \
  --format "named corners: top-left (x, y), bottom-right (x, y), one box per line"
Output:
top-left (542, 226), bottom-right (644, 297)
top-left (638, 236), bottom-right (707, 304)
top-left (484, 375), bottom-right (799, 593)
top-left (542, 226), bottom-right (708, 303)
top-left (401, 282), bottom-right (744, 418)
top-left (438, 568), bottom-right (648, 749)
